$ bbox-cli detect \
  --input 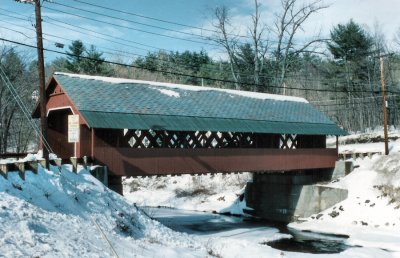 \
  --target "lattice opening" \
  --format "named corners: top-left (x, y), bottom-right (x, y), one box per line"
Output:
top-left (121, 129), bottom-right (264, 149)
top-left (279, 134), bottom-right (298, 149)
